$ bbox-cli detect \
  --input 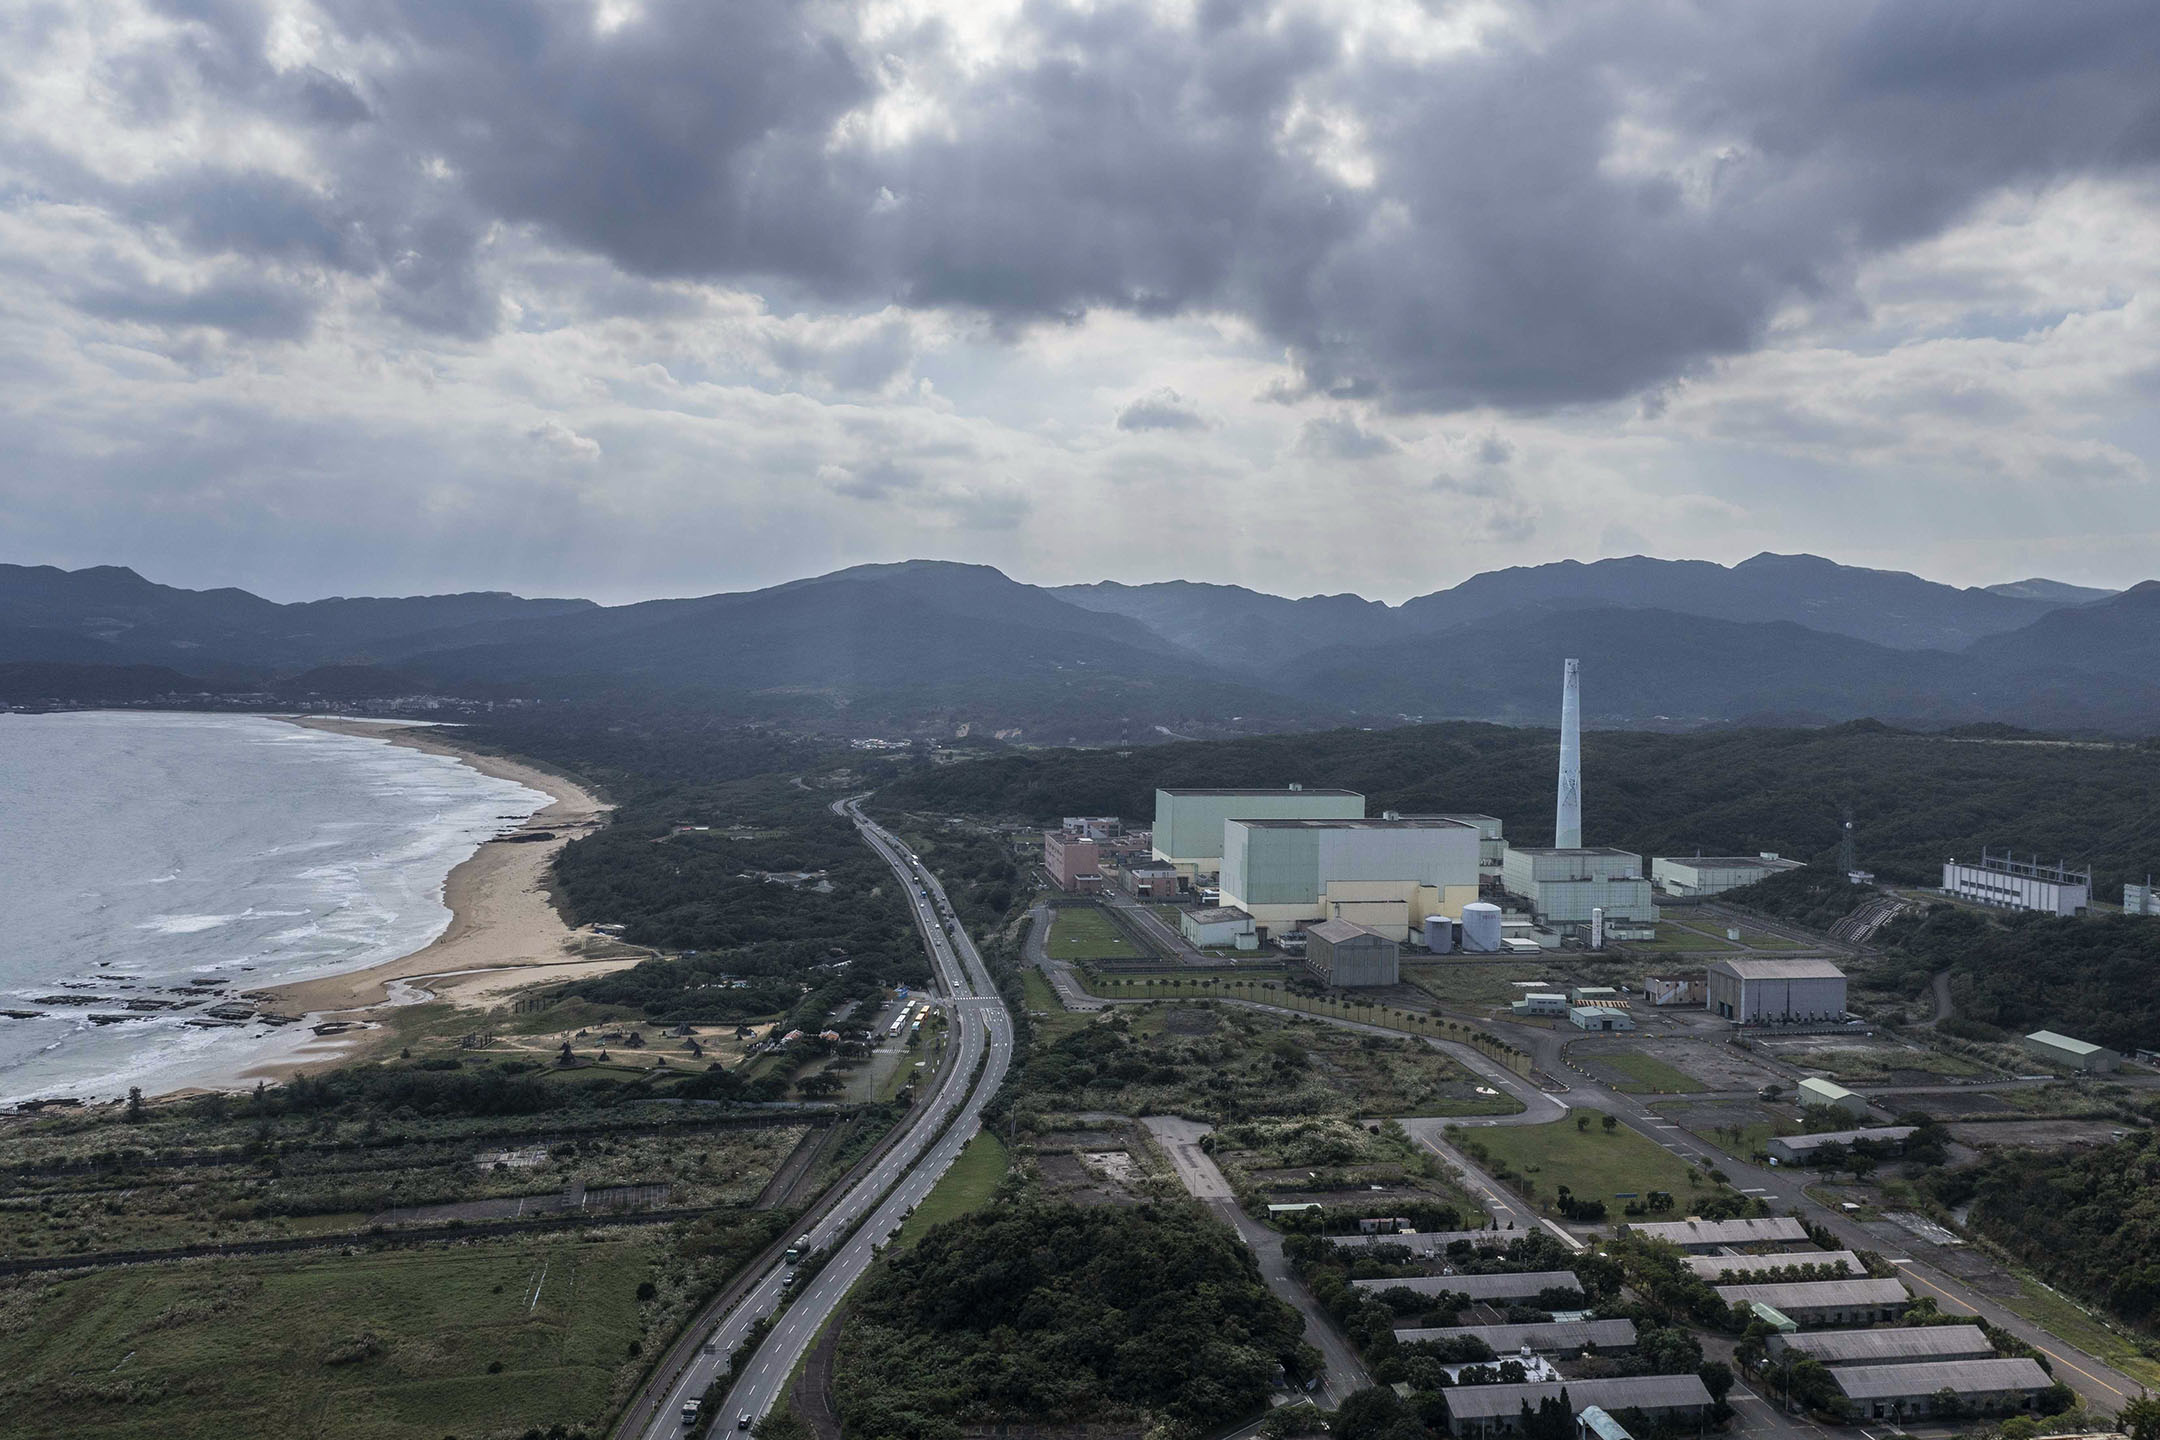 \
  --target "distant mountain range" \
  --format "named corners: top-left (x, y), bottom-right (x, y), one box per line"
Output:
top-left (1, 554), bottom-right (2153, 739)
